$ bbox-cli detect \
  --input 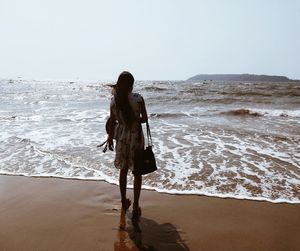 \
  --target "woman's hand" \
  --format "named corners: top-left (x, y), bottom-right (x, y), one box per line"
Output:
top-left (108, 136), bottom-right (114, 151)
top-left (108, 107), bottom-right (116, 151)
